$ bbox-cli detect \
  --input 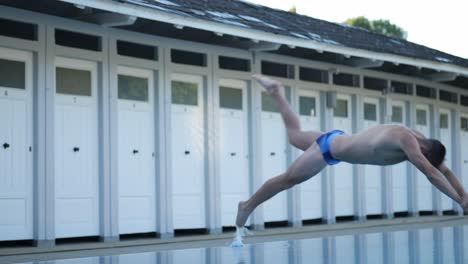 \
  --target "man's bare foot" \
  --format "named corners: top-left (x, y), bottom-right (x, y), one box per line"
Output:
top-left (235, 201), bottom-right (251, 227)
top-left (252, 74), bottom-right (282, 95)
